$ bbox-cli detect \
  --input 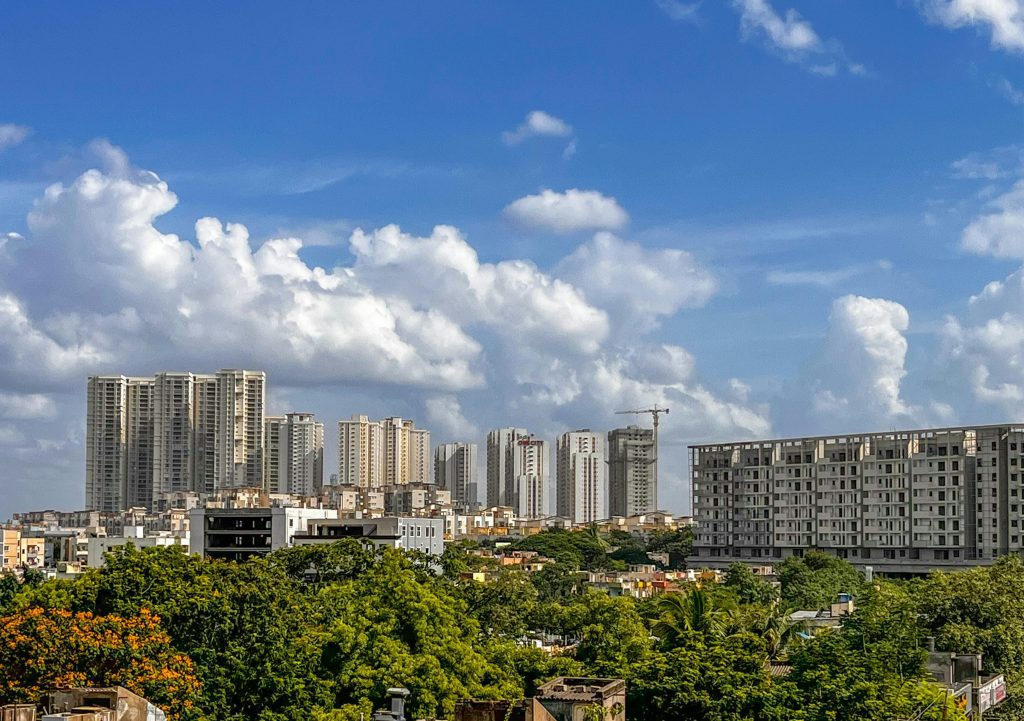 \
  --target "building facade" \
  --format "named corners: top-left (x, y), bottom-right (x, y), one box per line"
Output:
top-left (556, 430), bottom-right (607, 524)
top-left (512, 435), bottom-right (549, 519)
top-left (434, 442), bottom-right (478, 508)
top-left (265, 413), bottom-right (324, 496)
top-left (86, 370), bottom-right (267, 511)
top-left (337, 415), bottom-right (429, 487)
top-left (691, 423), bottom-right (1024, 572)
top-left (608, 426), bottom-right (657, 517)
top-left (486, 427), bottom-right (528, 507)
